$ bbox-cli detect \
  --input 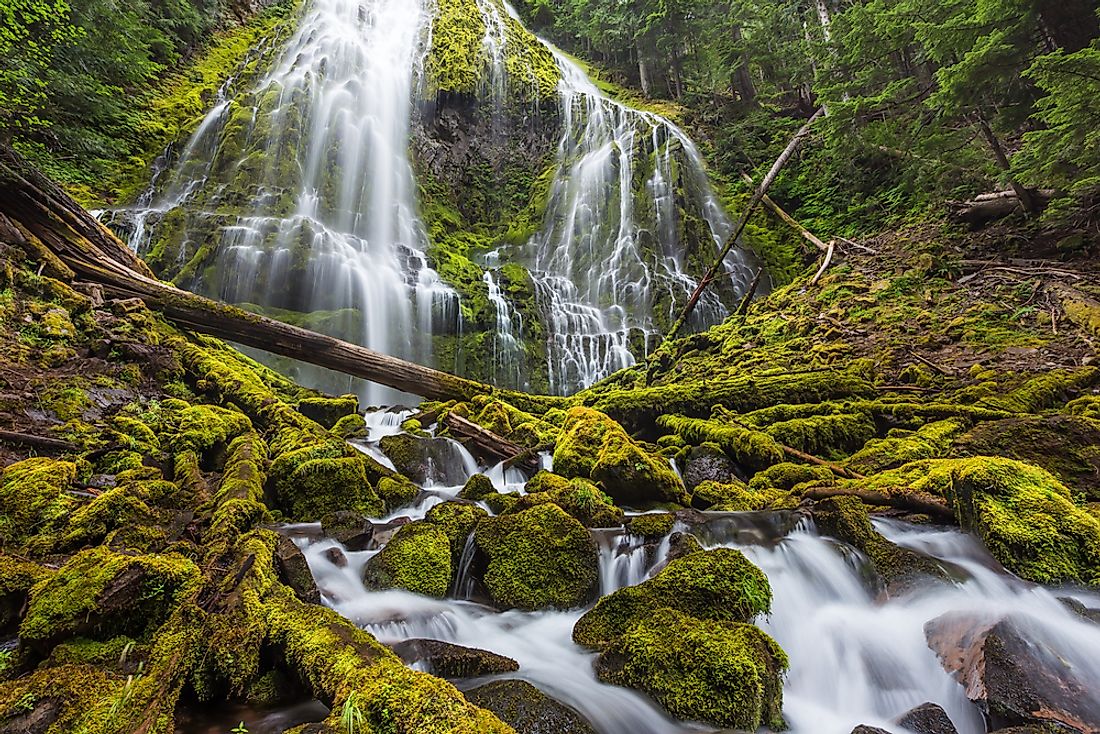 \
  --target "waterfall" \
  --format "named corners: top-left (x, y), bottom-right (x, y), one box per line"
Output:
top-left (103, 0), bottom-right (760, 399)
